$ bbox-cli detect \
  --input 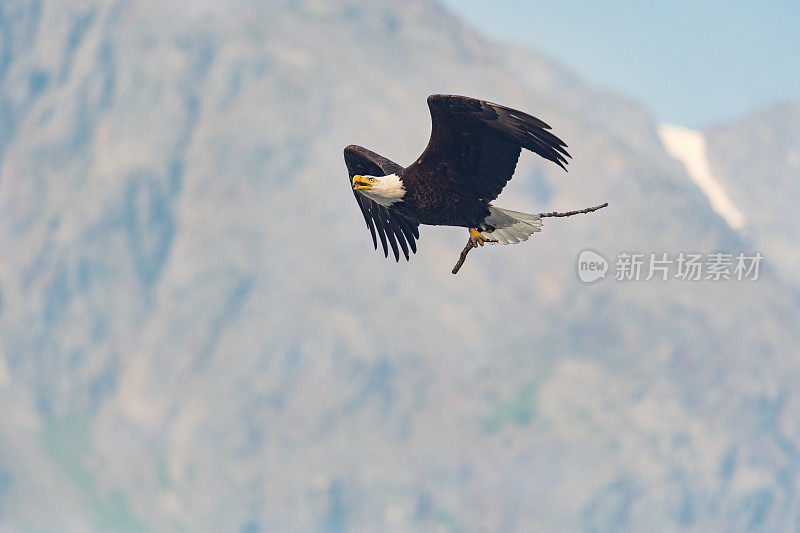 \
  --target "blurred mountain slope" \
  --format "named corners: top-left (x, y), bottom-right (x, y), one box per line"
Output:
top-left (703, 101), bottom-right (800, 287)
top-left (1, 0), bottom-right (799, 530)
